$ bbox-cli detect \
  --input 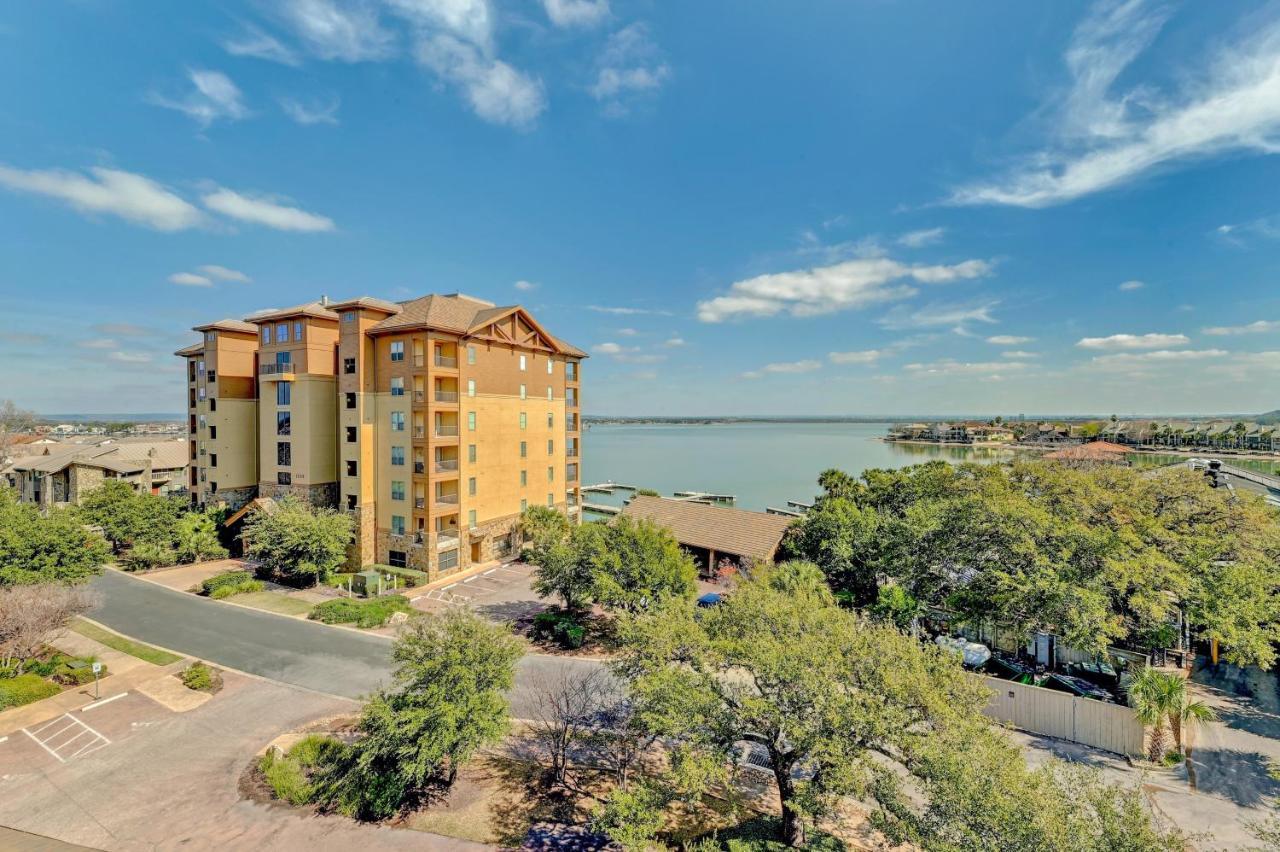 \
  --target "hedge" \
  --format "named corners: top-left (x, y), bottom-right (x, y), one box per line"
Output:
top-left (0, 674), bottom-right (61, 709)
top-left (202, 571), bottom-right (256, 595)
top-left (309, 595), bottom-right (413, 629)
top-left (367, 564), bottom-right (430, 588)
